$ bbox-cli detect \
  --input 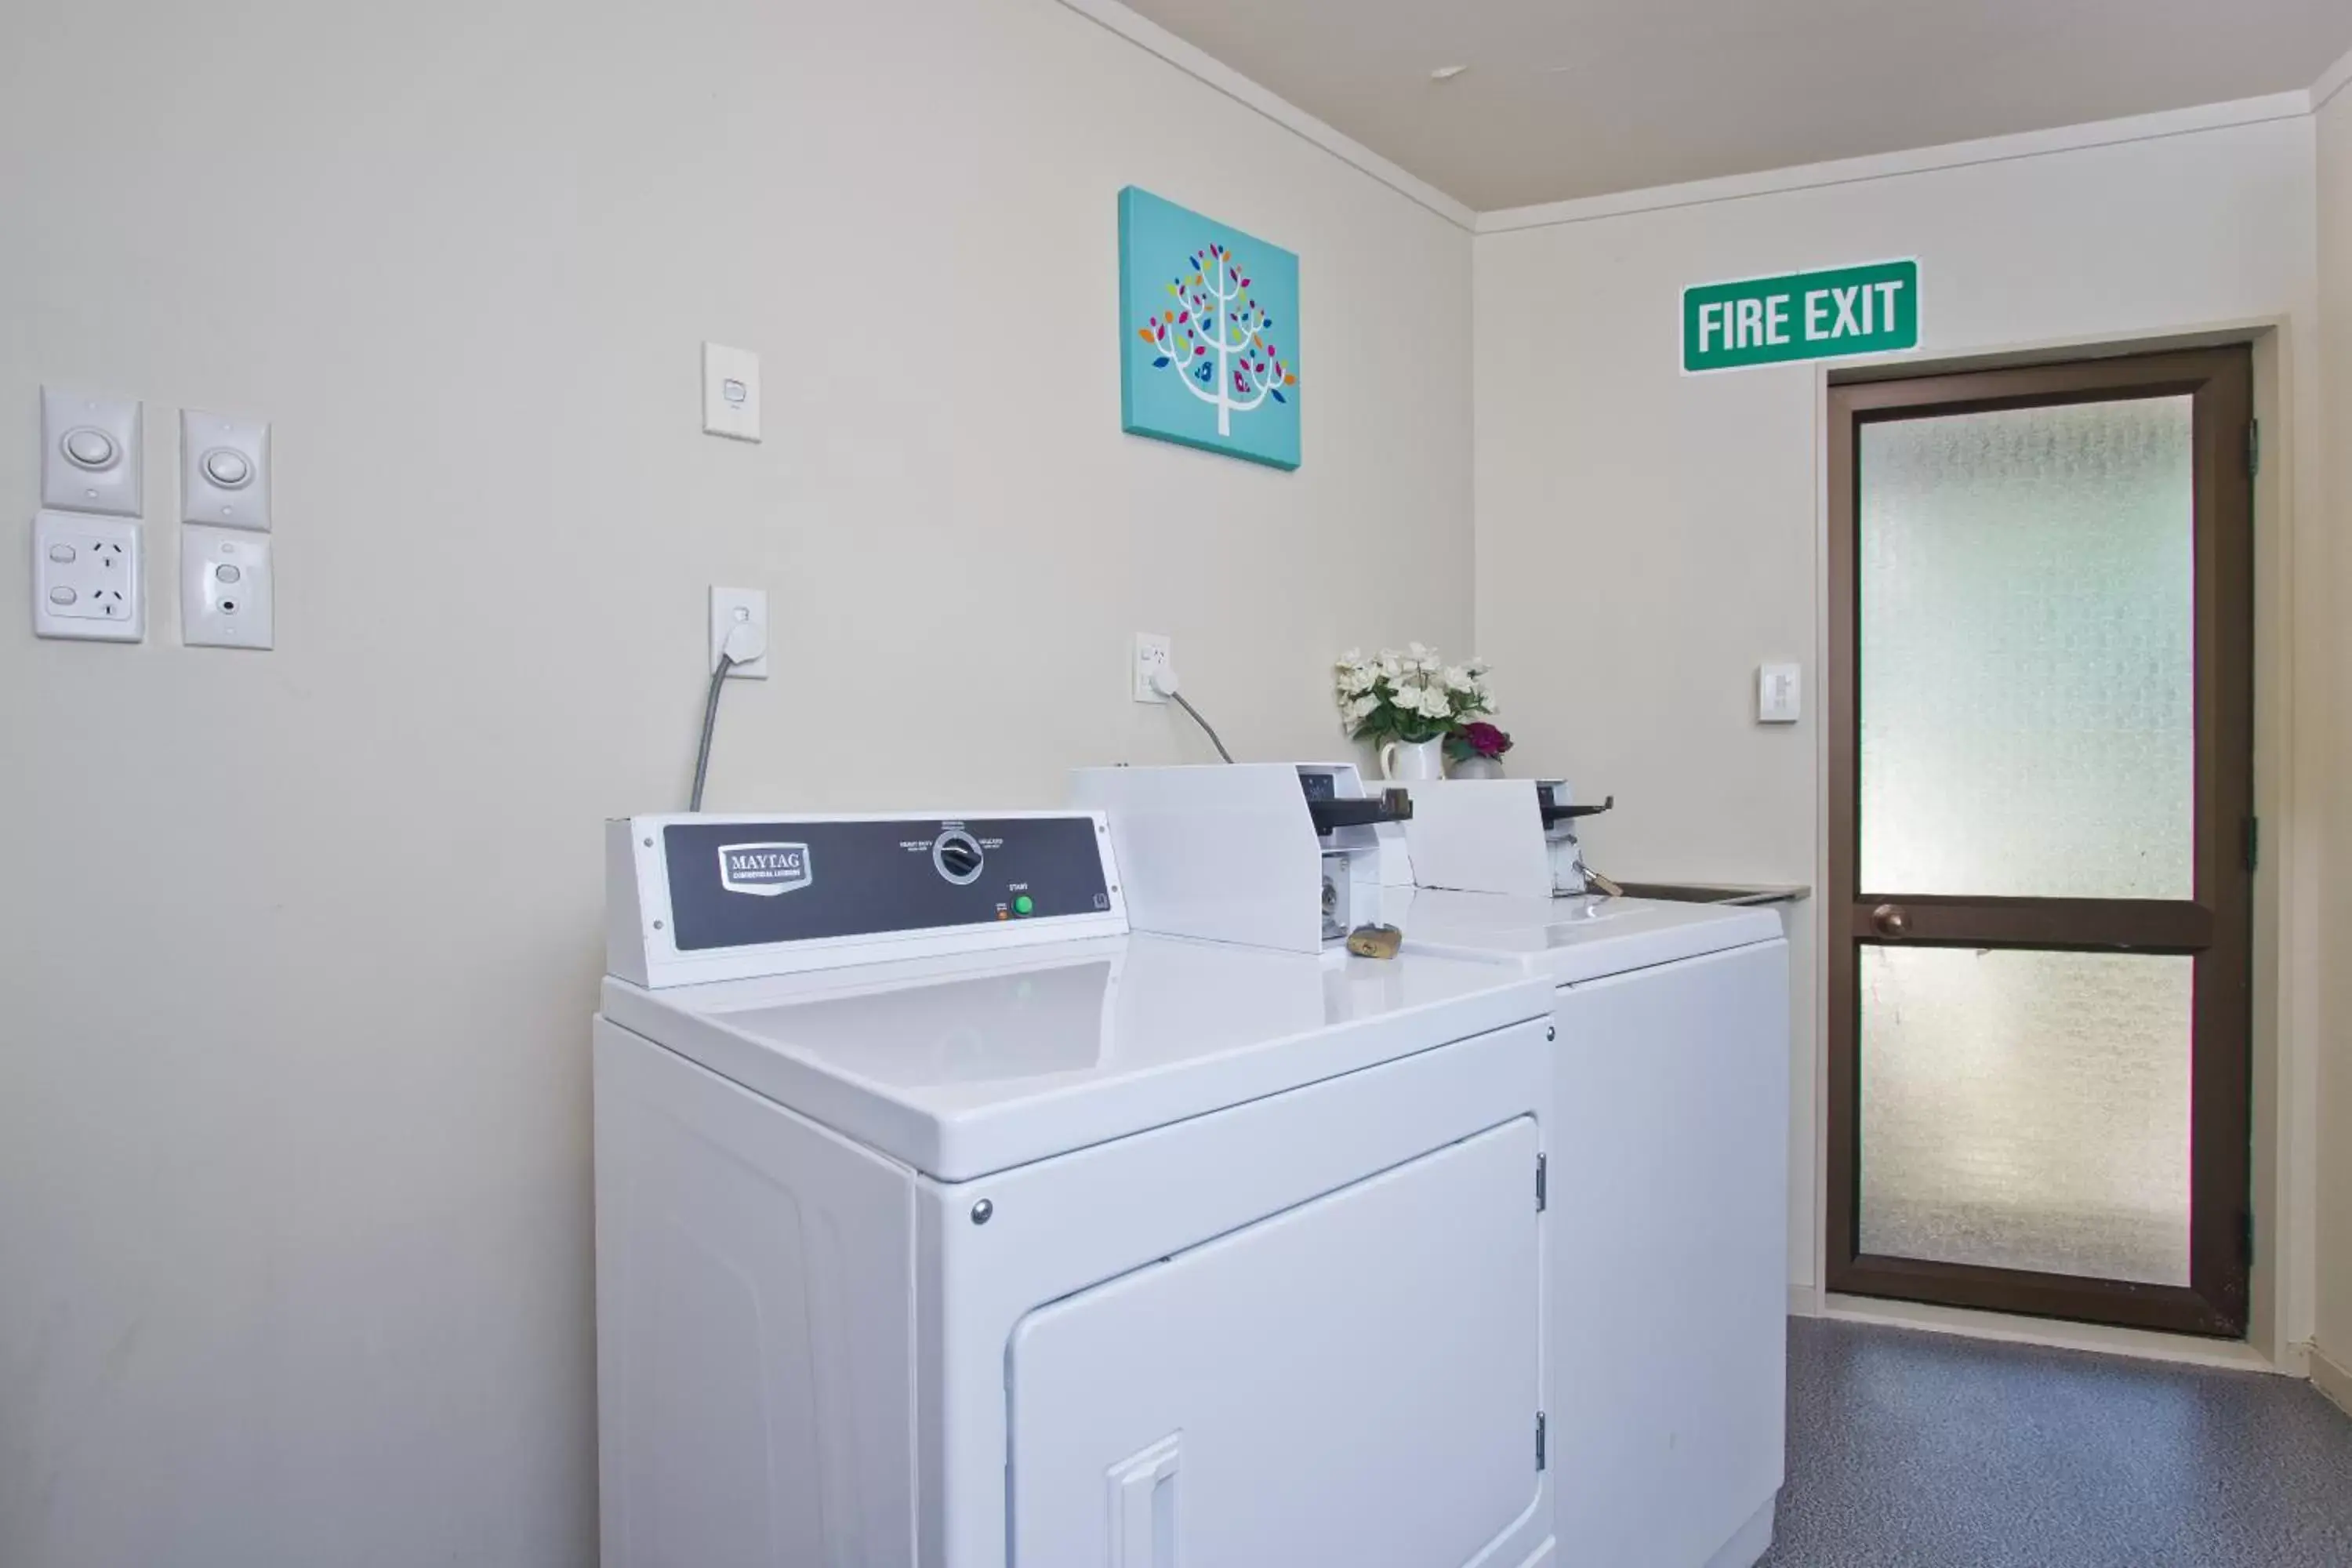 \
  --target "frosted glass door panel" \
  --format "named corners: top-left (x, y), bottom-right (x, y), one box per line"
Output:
top-left (1858, 946), bottom-right (2192, 1287)
top-left (1859, 398), bottom-right (2194, 898)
